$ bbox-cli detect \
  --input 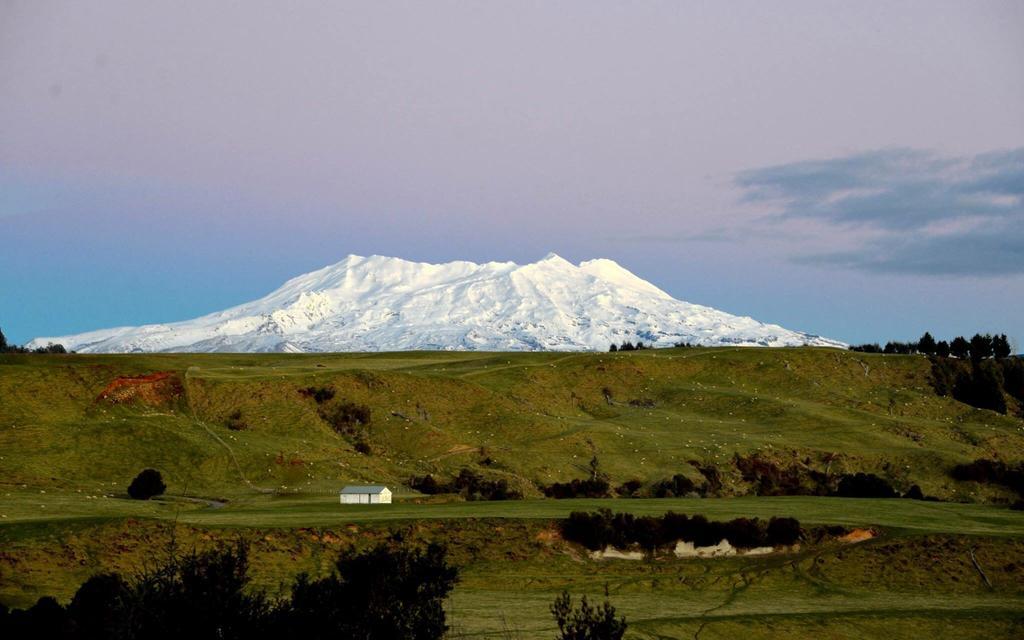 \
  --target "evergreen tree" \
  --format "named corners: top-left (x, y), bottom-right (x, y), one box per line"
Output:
top-left (992, 334), bottom-right (1012, 359)
top-left (936, 340), bottom-right (951, 358)
top-left (917, 332), bottom-right (937, 356)
top-left (0, 326), bottom-right (7, 352)
top-left (608, 344), bottom-right (618, 352)
top-left (950, 336), bottom-right (970, 359)
top-left (969, 333), bottom-right (993, 362)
